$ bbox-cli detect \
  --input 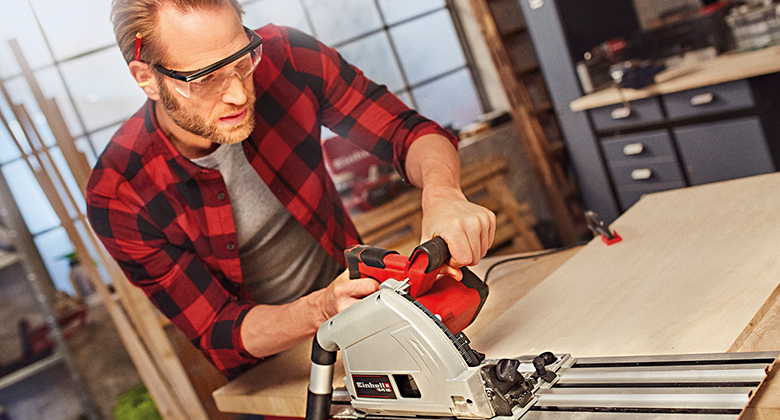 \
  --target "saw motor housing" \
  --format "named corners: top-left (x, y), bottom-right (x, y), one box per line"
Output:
top-left (316, 279), bottom-right (494, 419)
